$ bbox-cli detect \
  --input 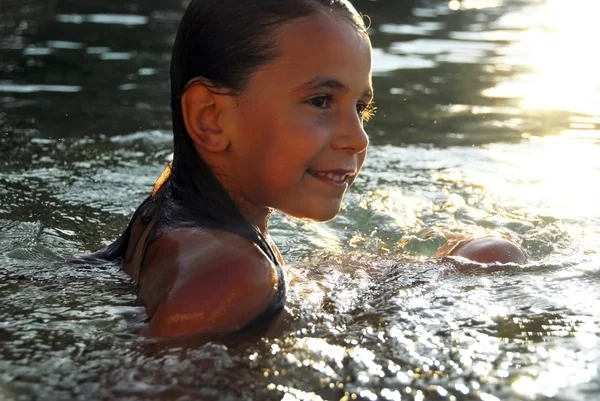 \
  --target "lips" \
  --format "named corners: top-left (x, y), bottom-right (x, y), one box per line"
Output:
top-left (307, 169), bottom-right (356, 188)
